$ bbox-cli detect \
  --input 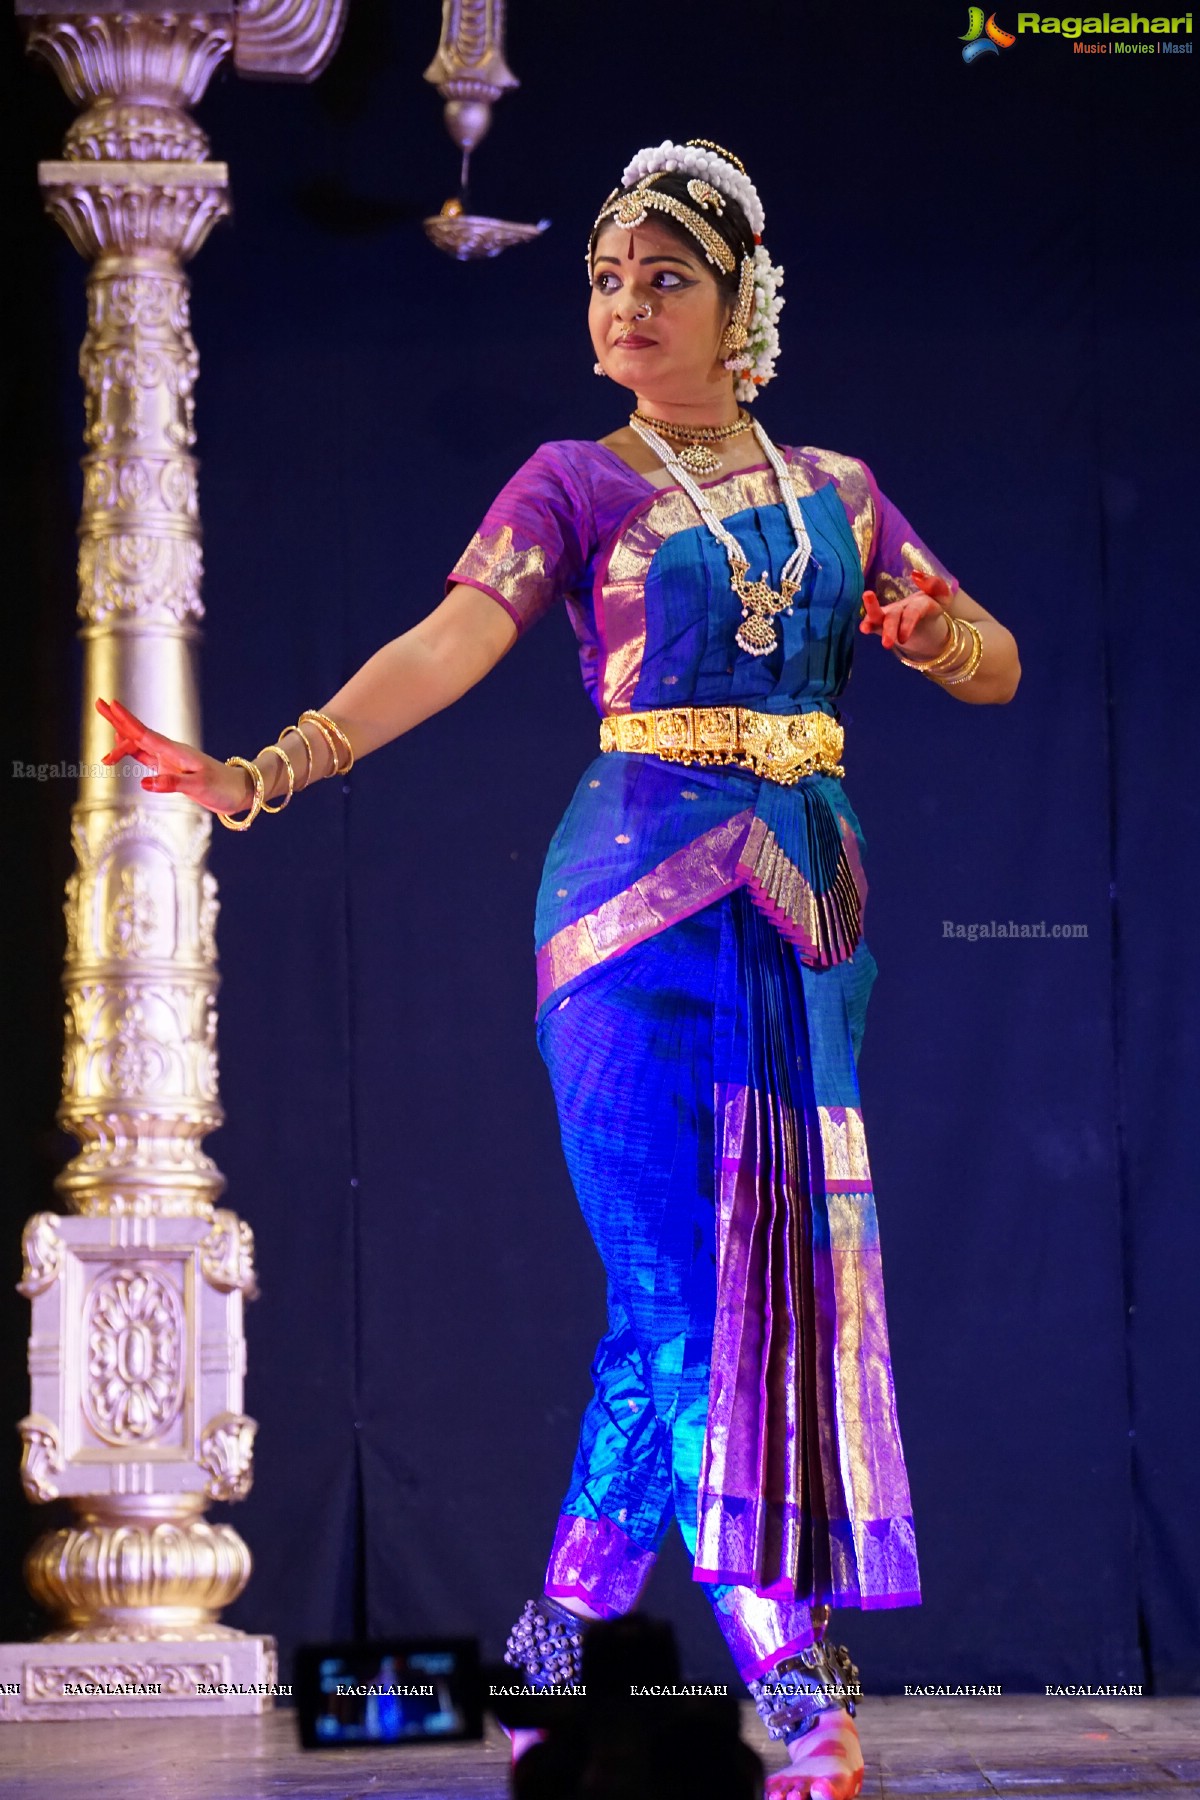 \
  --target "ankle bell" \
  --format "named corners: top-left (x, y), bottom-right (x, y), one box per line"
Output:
top-left (503, 1594), bottom-right (587, 1688)
top-left (748, 1638), bottom-right (861, 1741)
